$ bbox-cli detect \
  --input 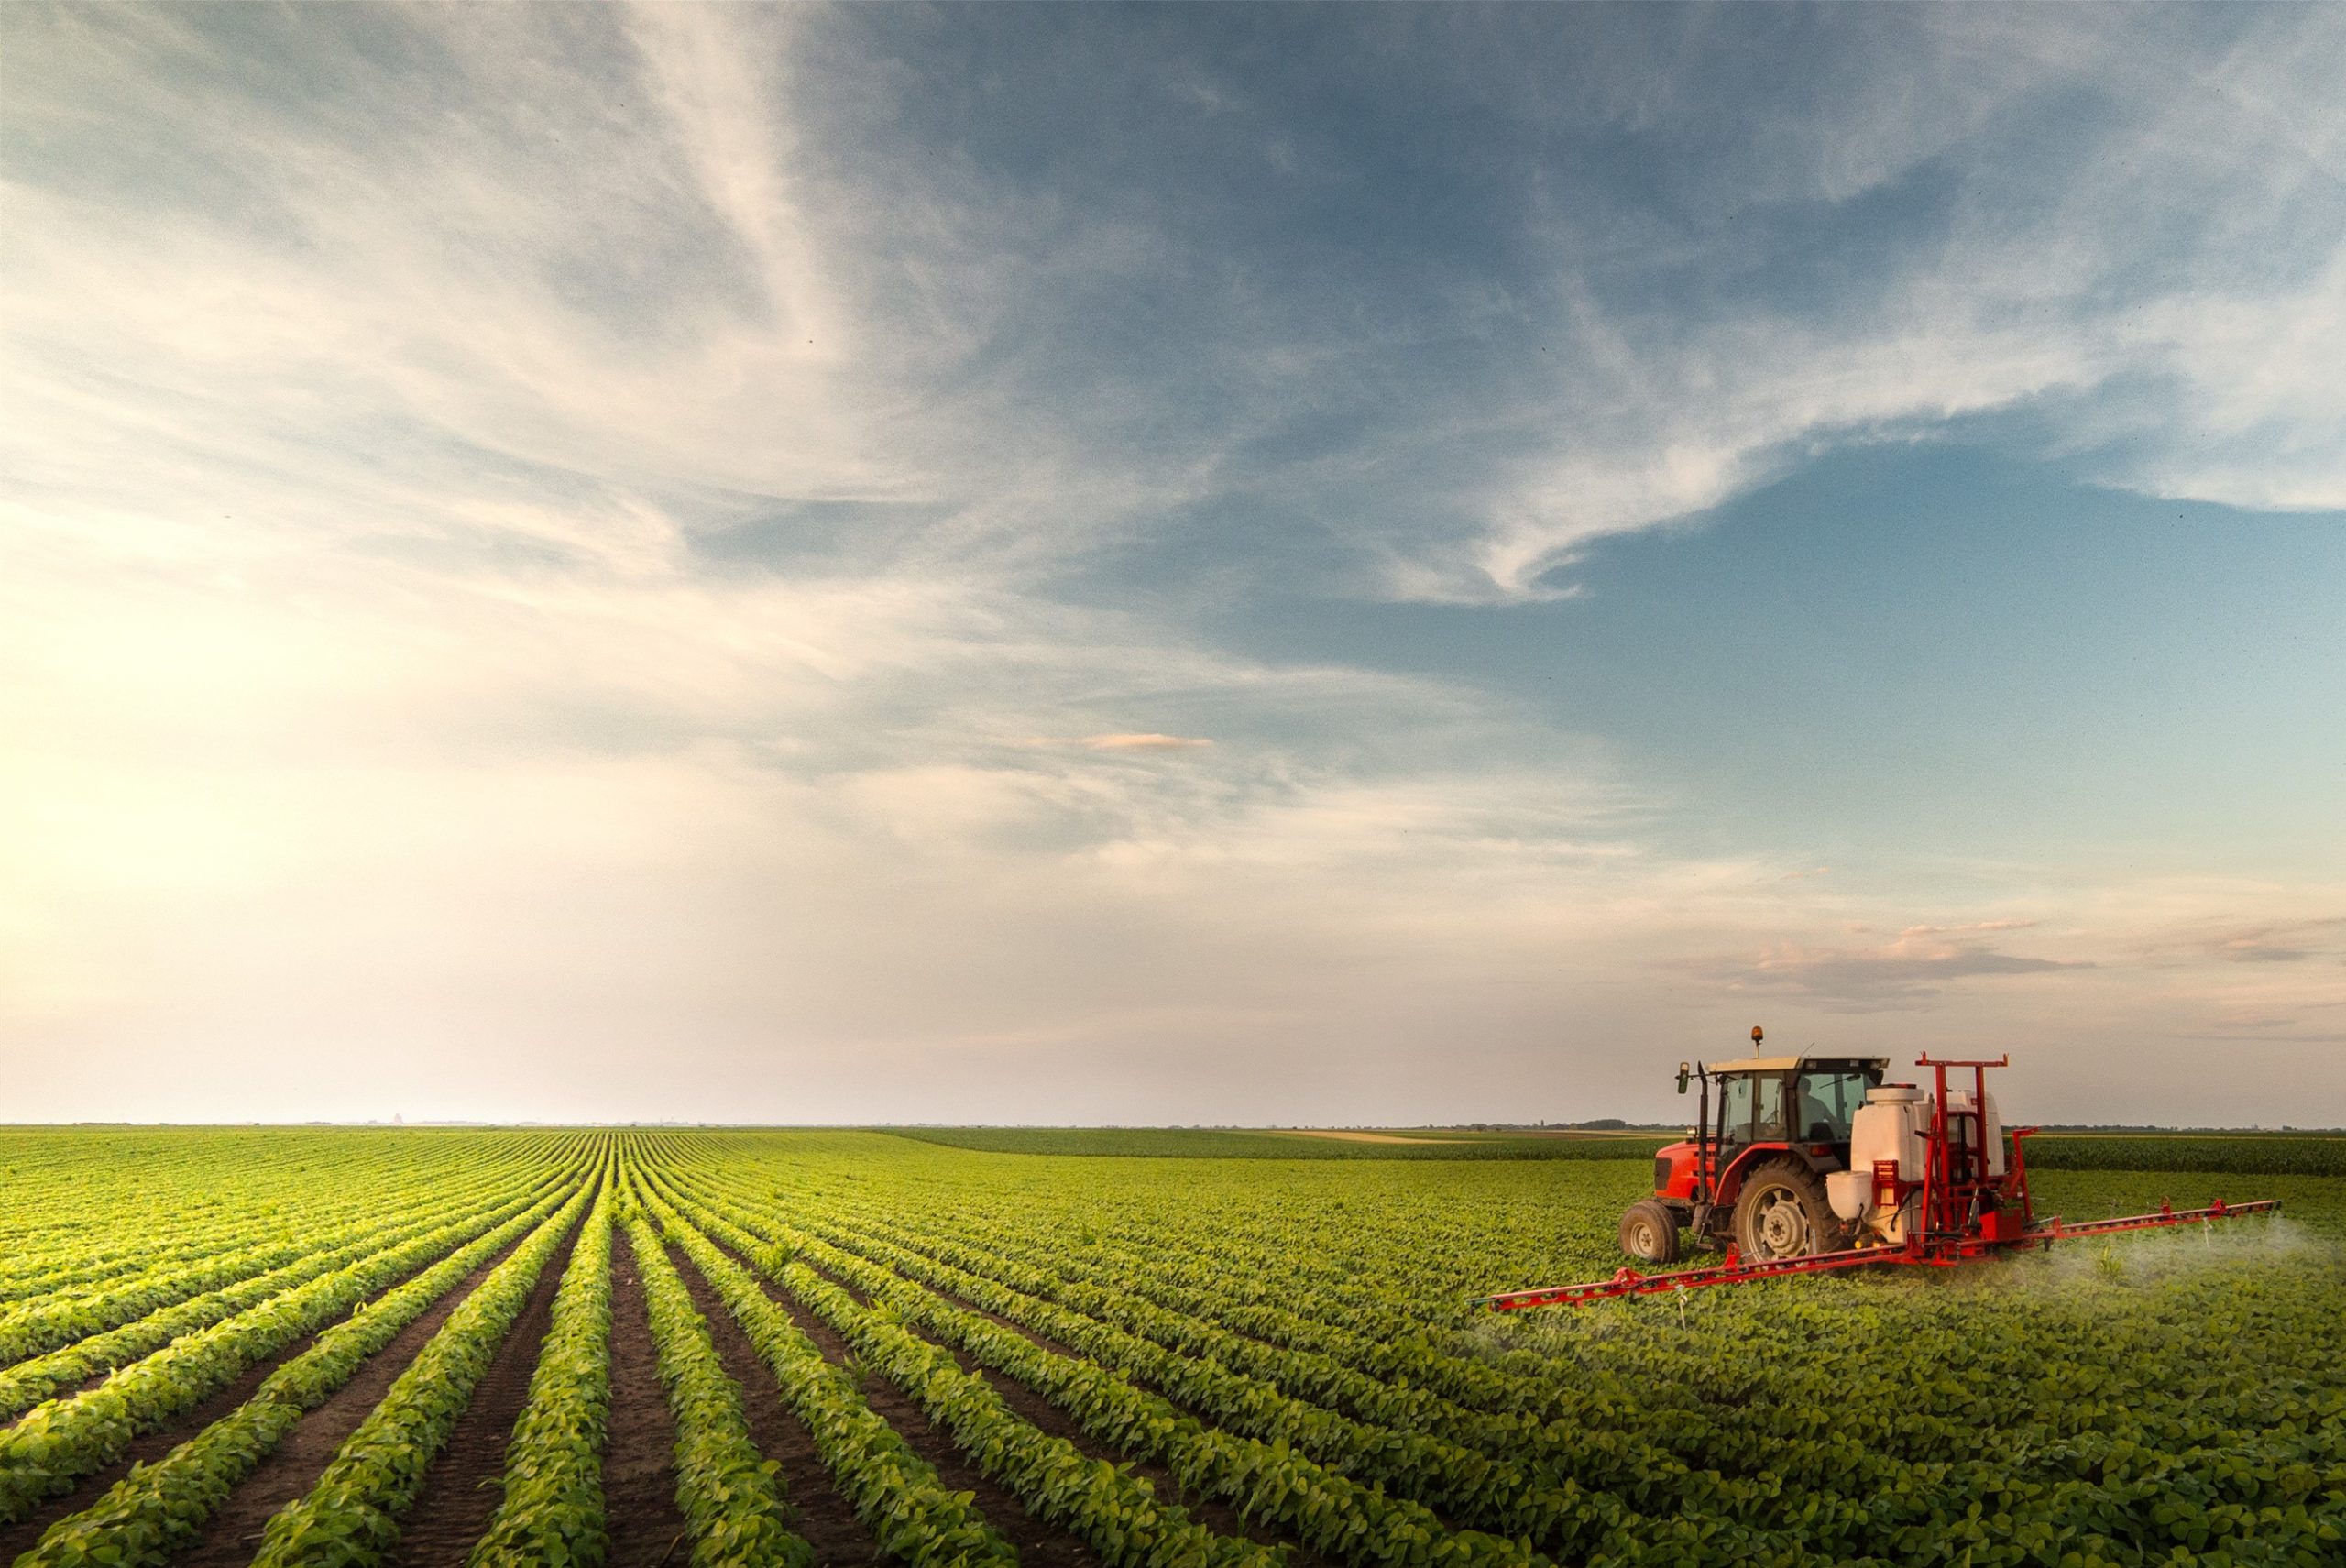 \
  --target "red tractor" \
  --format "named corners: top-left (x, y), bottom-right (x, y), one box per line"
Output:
top-left (1475, 1027), bottom-right (2279, 1310)
top-left (1617, 1026), bottom-right (1889, 1266)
